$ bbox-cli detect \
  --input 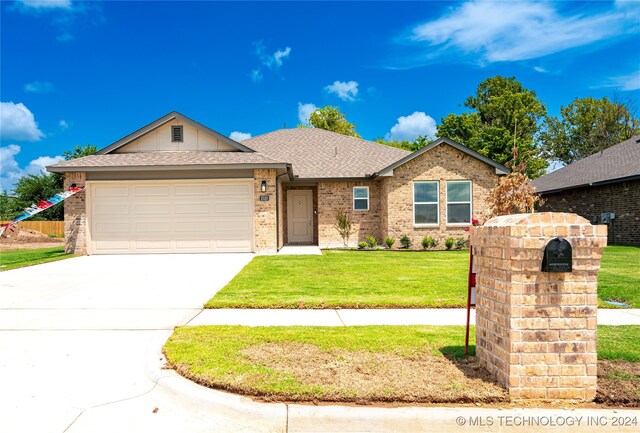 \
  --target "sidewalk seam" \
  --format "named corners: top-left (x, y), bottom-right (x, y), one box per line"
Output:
top-left (334, 310), bottom-right (346, 326)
